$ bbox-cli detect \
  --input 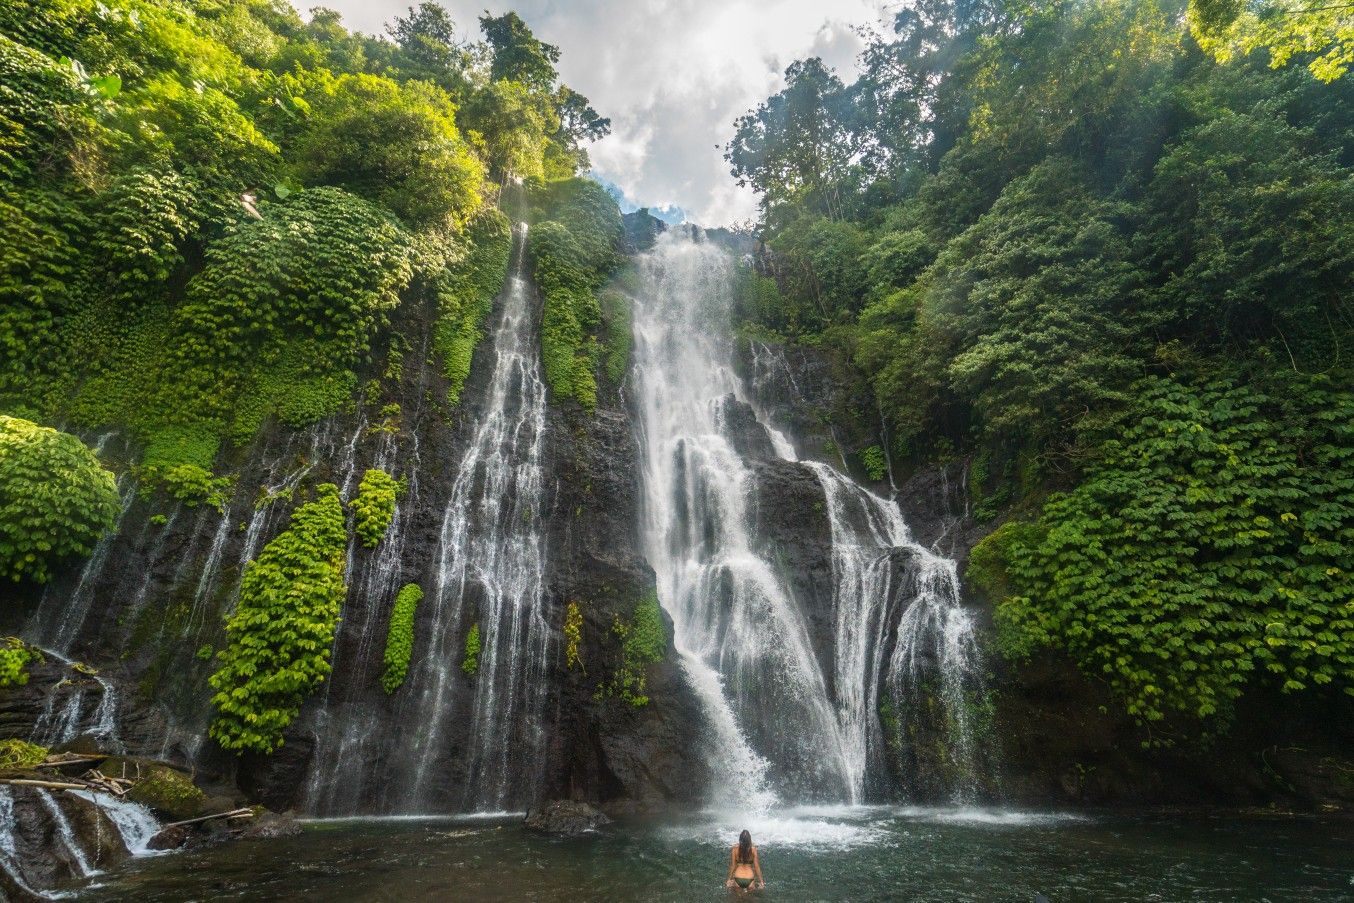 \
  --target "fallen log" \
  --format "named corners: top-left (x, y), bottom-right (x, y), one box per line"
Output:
top-left (36, 756), bottom-right (104, 770)
top-left (157, 807), bottom-right (255, 830)
top-left (0, 778), bottom-right (87, 790)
